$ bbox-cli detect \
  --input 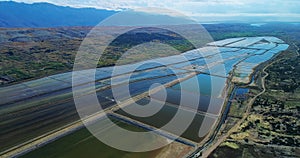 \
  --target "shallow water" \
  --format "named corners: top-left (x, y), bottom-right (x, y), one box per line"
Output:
top-left (235, 87), bottom-right (249, 96)
top-left (150, 88), bottom-right (224, 115)
top-left (2, 36), bottom-right (290, 157)
top-left (227, 37), bottom-right (264, 47)
top-left (21, 117), bottom-right (171, 158)
top-left (116, 98), bottom-right (217, 142)
top-left (171, 74), bottom-right (227, 97)
top-left (207, 38), bottom-right (245, 47)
